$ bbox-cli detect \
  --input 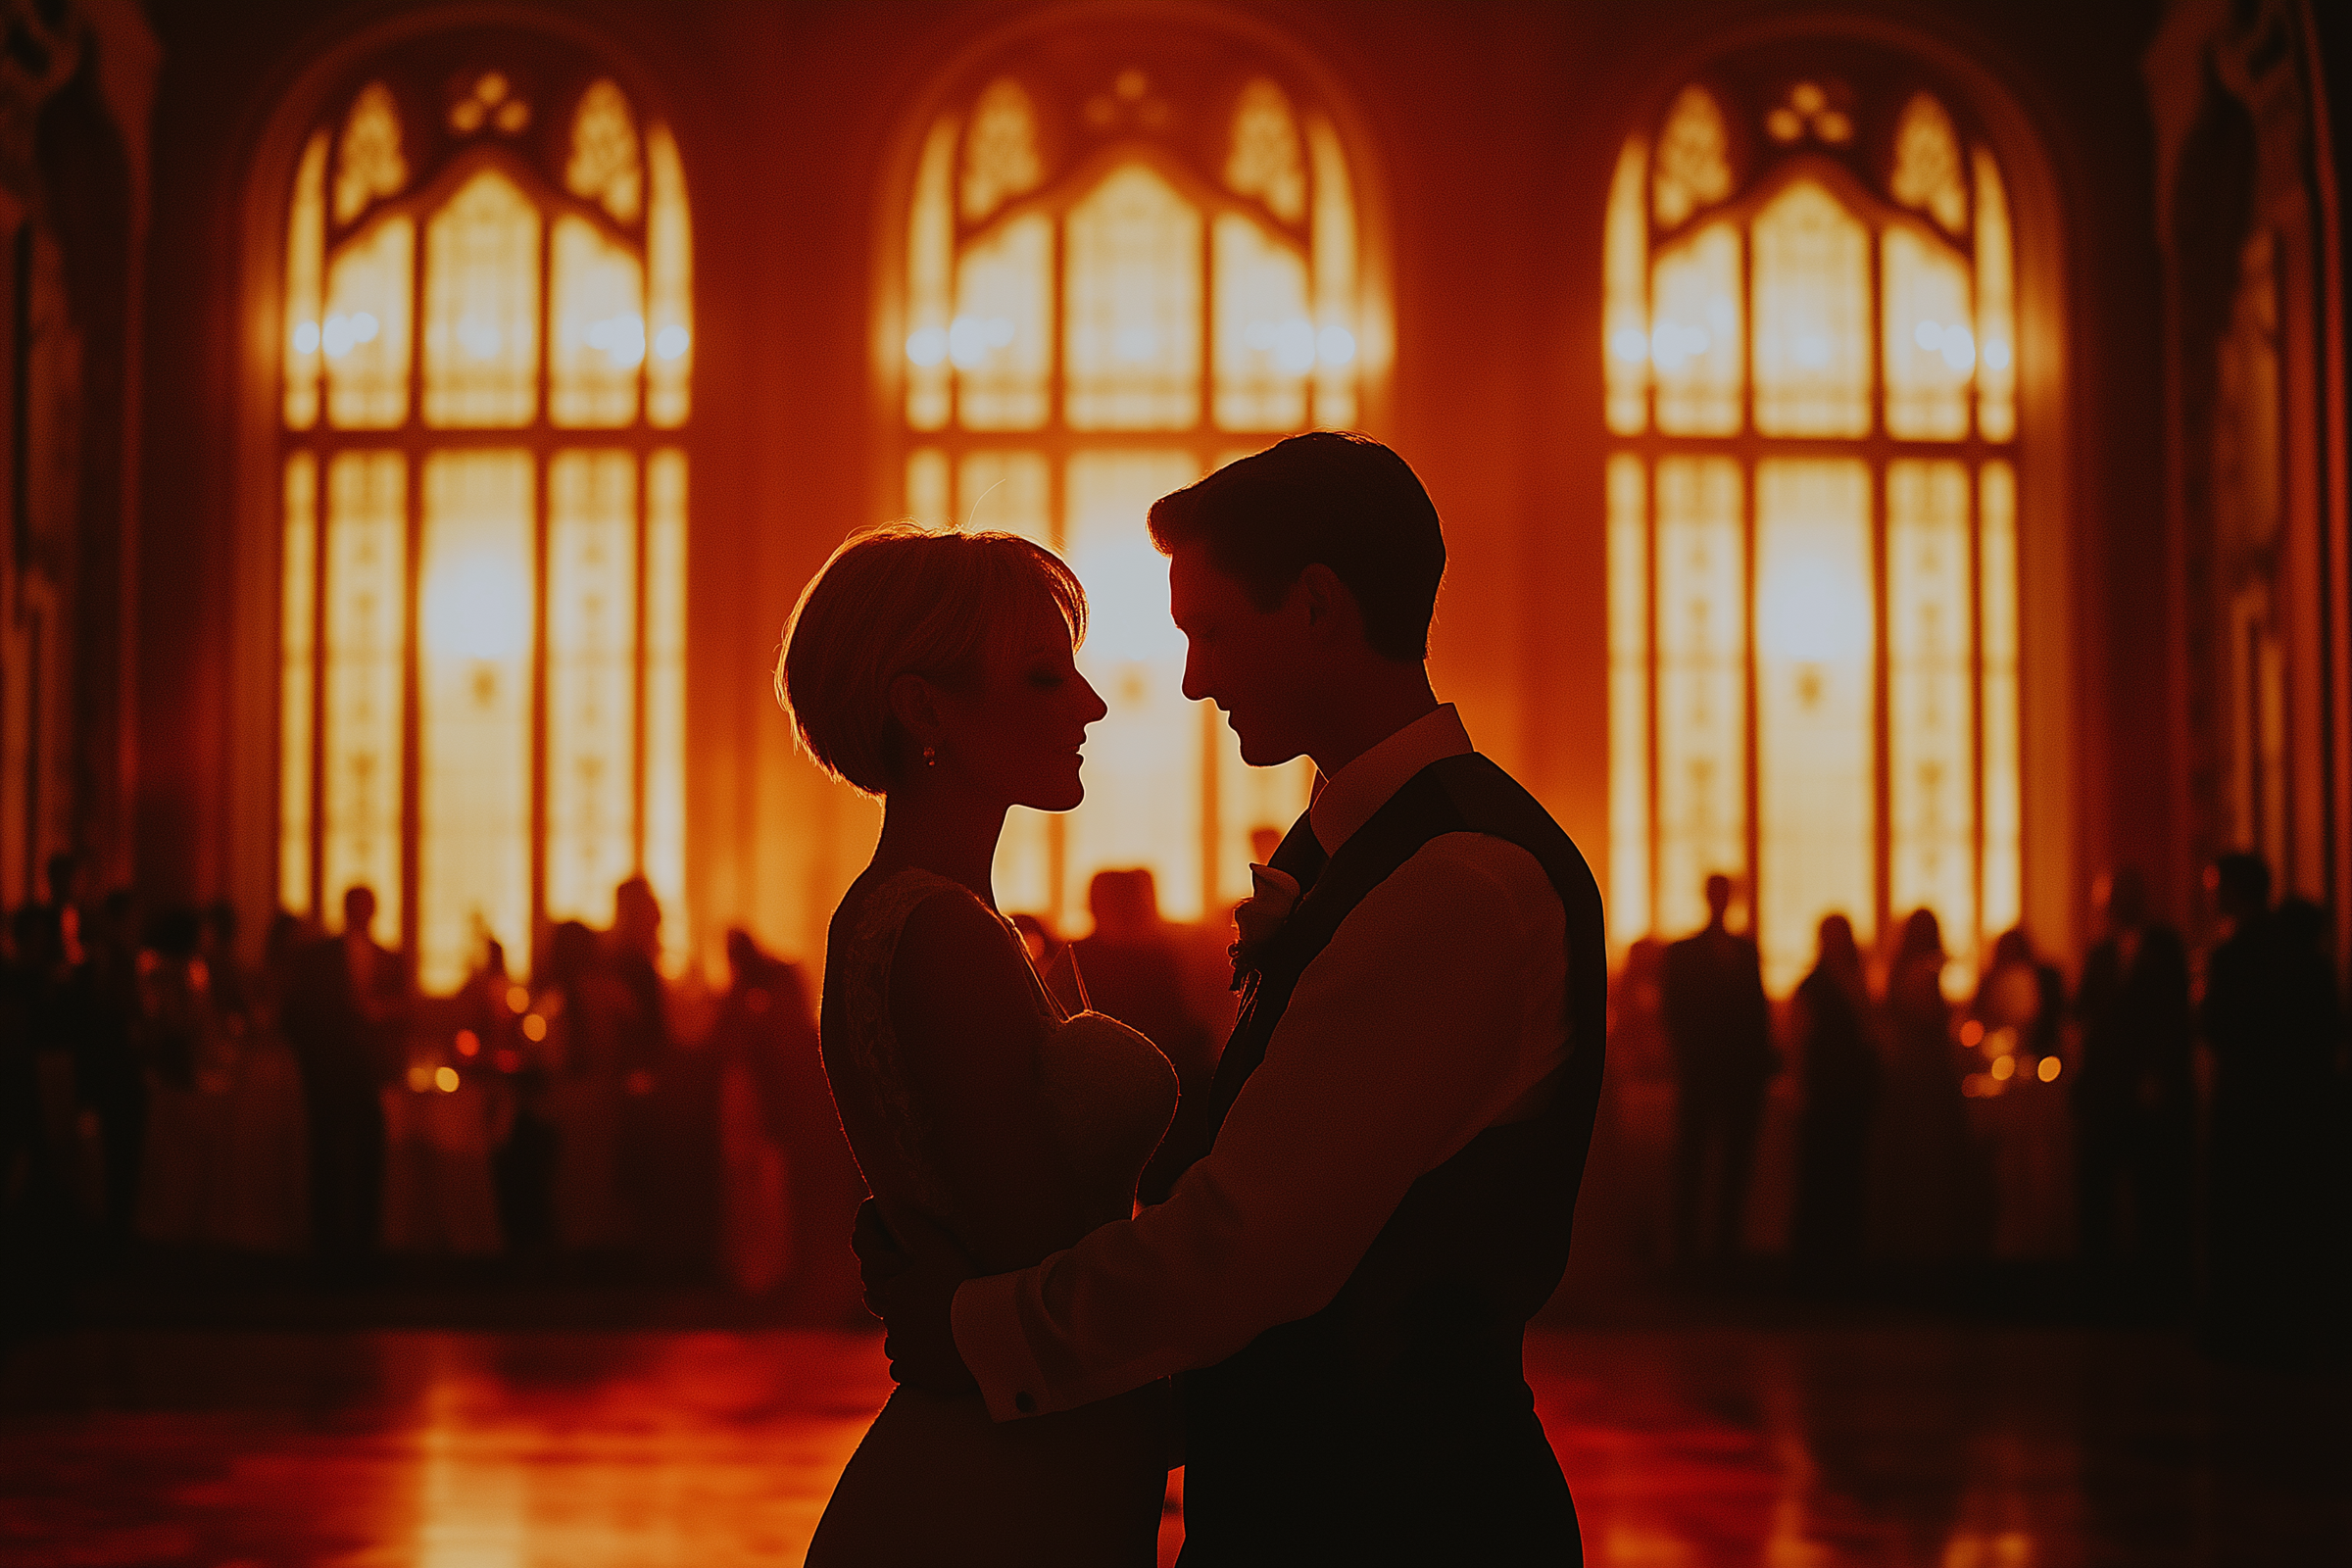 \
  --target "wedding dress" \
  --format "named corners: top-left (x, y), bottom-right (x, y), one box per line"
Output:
top-left (806, 868), bottom-right (1177, 1567)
